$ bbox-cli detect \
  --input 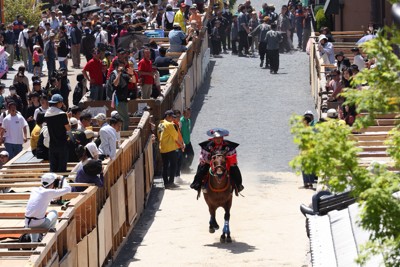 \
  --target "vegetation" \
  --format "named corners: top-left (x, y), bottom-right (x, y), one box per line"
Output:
top-left (291, 1), bottom-right (400, 265)
top-left (315, 7), bottom-right (332, 31)
top-left (4, 0), bottom-right (43, 27)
